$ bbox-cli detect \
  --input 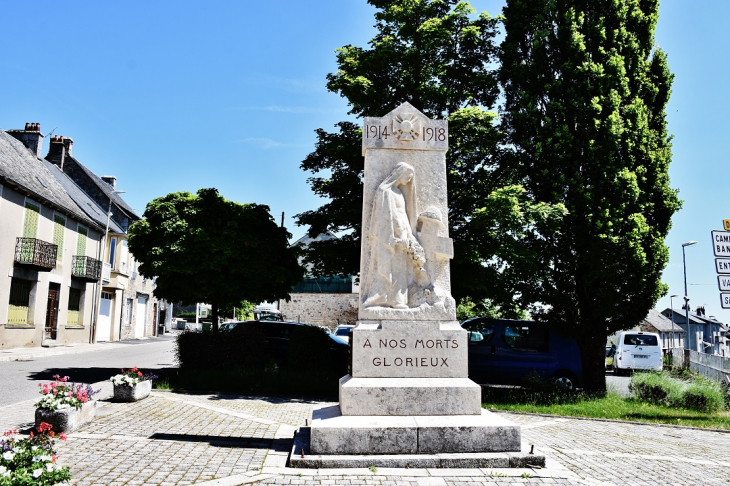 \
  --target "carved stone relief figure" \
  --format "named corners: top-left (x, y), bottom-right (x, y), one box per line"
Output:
top-left (362, 162), bottom-right (429, 309)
